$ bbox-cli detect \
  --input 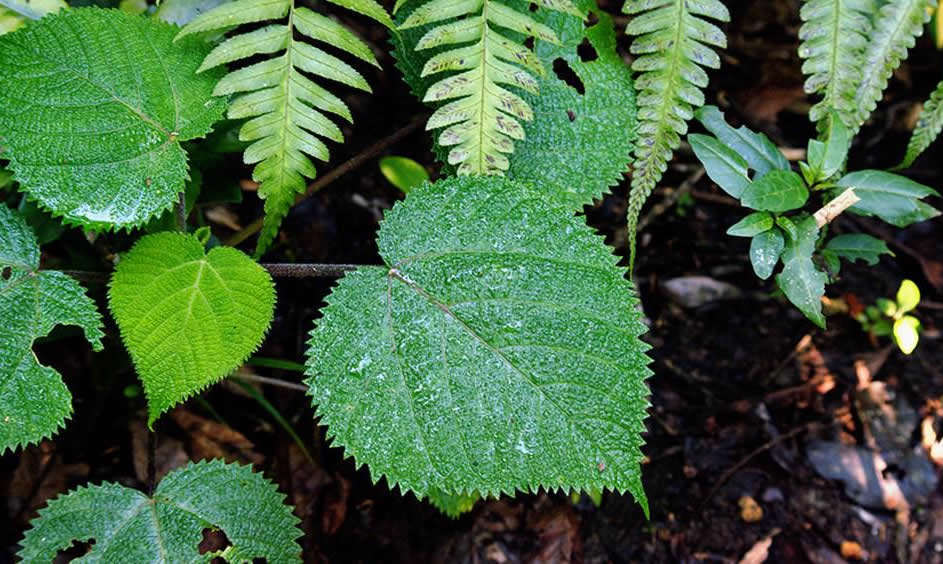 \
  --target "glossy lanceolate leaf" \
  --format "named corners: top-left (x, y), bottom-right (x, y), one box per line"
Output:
top-left (393, 0), bottom-right (637, 207)
top-left (0, 9), bottom-right (226, 230)
top-left (740, 170), bottom-right (809, 213)
top-left (109, 232), bottom-right (275, 425)
top-left (823, 234), bottom-right (891, 266)
top-left (750, 227), bottom-right (784, 280)
top-left (836, 169), bottom-right (941, 227)
top-left (776, 217), bottom-right (827, 328)
top-left (696, 106), bottom-right (790, 178)
top-left (18, 459), bottom-right (302, 563)
top-left (0, 205), bottom-right (104, 452)
top-left (689, 133), bottom-right (751, 198)
top-left (306, 176), bottom-right (651, 510)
